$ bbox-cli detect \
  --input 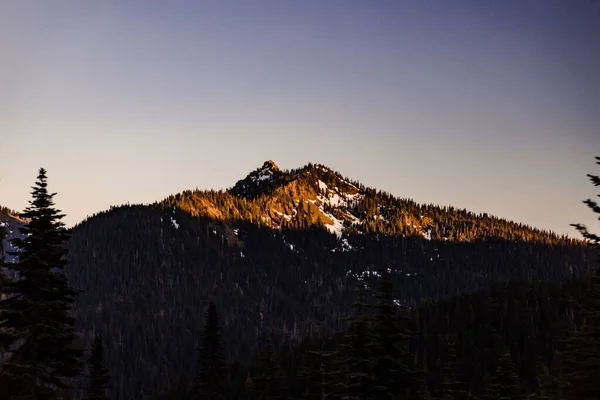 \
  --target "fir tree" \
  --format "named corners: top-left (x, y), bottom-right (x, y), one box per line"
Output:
top-left (251, 333), bottom-right (289, 400)
top-left (85, 336), bottom-right (110, 400)
top-left (0, 221), bottom-right (5, 293)
top-left (439, 338), bottom-right (467, 400)
top-left (341, 282), bottom-right (376, 400)
top-left (194, 301), bottom-right (226, 400)
top-left (0, 168), bottom-right (83, 398)
top-left (371, 267), bottom-right (414, 400)
top-left (411, 358), bottom-right (431, 400)
top-left (0, 222), bottom-right (7, 397)
top-left (560, 155), bottom-right (600, 400)
top-left (298, 350), bottom-right (343, 400)
top-left (485, 350), bottom-right (521, 400)
top-left (571, 156), bottom-right (600, 248)
top-left (559, 269), bottom-right (600, 399)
